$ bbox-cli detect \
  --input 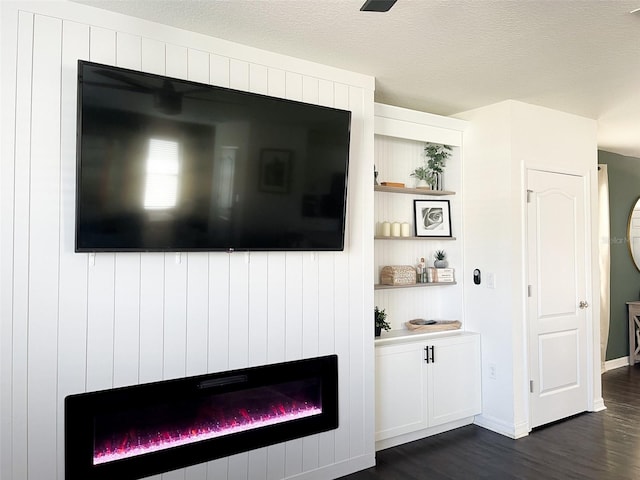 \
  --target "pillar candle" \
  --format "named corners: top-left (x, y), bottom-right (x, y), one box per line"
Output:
top-left (381, 221), bottom-right (391, 237)
top-left (401, 222), bottom-right (411, 237)
top-left (391, 222), bottom-right (401, 237)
